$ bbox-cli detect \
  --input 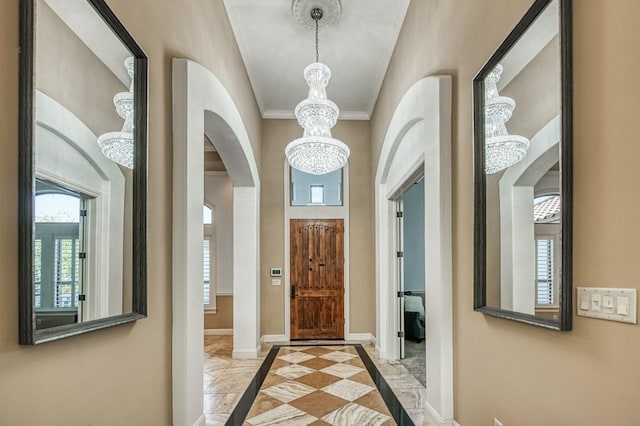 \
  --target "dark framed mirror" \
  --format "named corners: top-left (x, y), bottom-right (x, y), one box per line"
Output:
top-left (473, 0), bottom-right (572, 330)
top-left (19, 0), bottom-right (147, 344)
